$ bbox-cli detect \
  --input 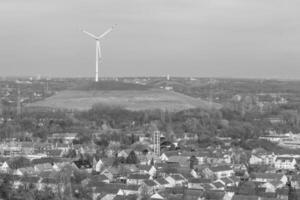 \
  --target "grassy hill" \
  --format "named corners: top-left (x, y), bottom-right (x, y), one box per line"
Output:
top-left (26, 89), bottom-right (222, 111)
top-left (72, 80), bottom-right (152, 91)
